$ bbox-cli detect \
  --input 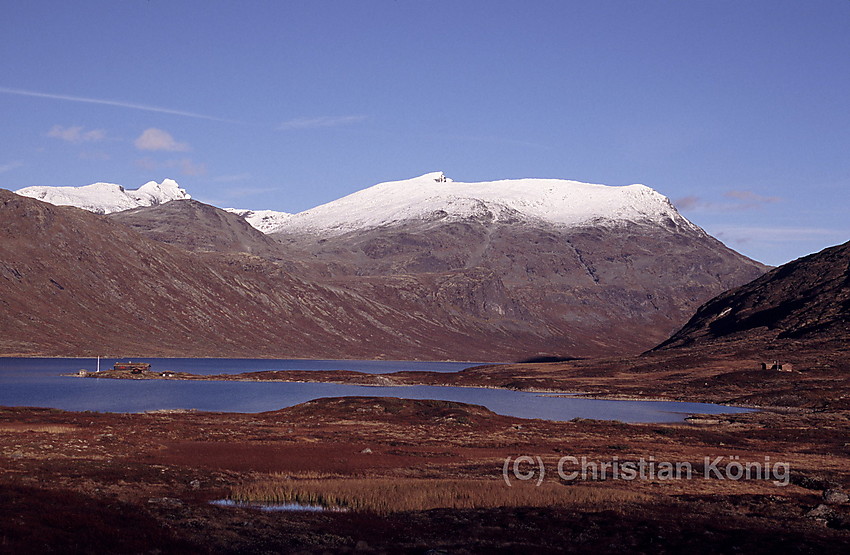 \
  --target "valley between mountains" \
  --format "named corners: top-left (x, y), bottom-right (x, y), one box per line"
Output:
top-left (2, 174), bottom-right (849, 553)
